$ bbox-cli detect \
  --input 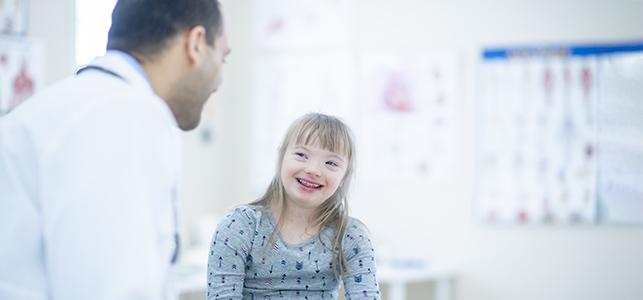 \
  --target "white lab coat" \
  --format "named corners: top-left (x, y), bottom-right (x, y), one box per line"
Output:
top-left (0, 52), bottom-right (182, 300)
